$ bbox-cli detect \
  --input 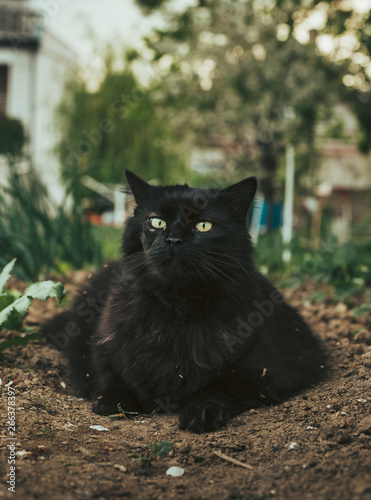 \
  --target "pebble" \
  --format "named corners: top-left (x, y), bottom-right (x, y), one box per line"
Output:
top-left (356, 416), bottom-right (371, 435)
top-left (113, 464), bottom-right (127, 472)
top-left (360, 352), bottom-right (371, 368)
top-left (353, 331), bottom-right (371, 345)
top-left (179, 444), bottom-right (191, 454)
top-left (334, 302), bottom-right (348, 314)
top-left (89, 425), bottom-right (109, 432)
top-left (166, 466), bottom-right (185, 477)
